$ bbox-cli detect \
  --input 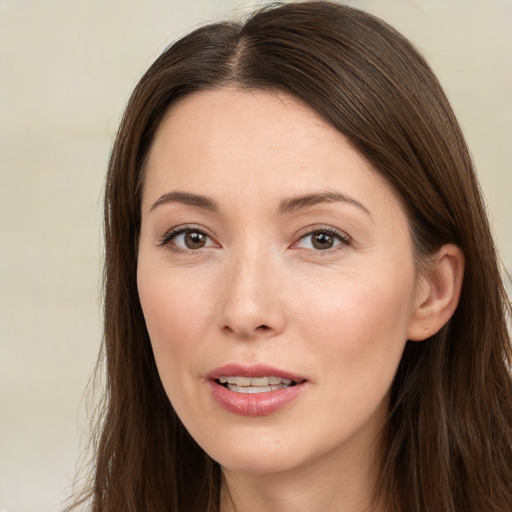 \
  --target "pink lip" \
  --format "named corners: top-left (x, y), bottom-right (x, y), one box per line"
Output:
top-left (206, 364), bottom-right (307, 417)
top-left (207, 364), bottom-right (305, 381)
